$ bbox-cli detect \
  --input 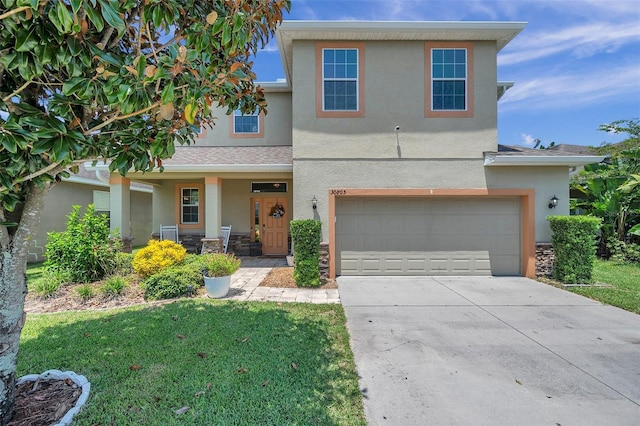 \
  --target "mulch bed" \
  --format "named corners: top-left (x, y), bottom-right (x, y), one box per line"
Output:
top-left (259, 267), bottom-right (337, 289)
top-left (8, 379), bottom-right (81, 426)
